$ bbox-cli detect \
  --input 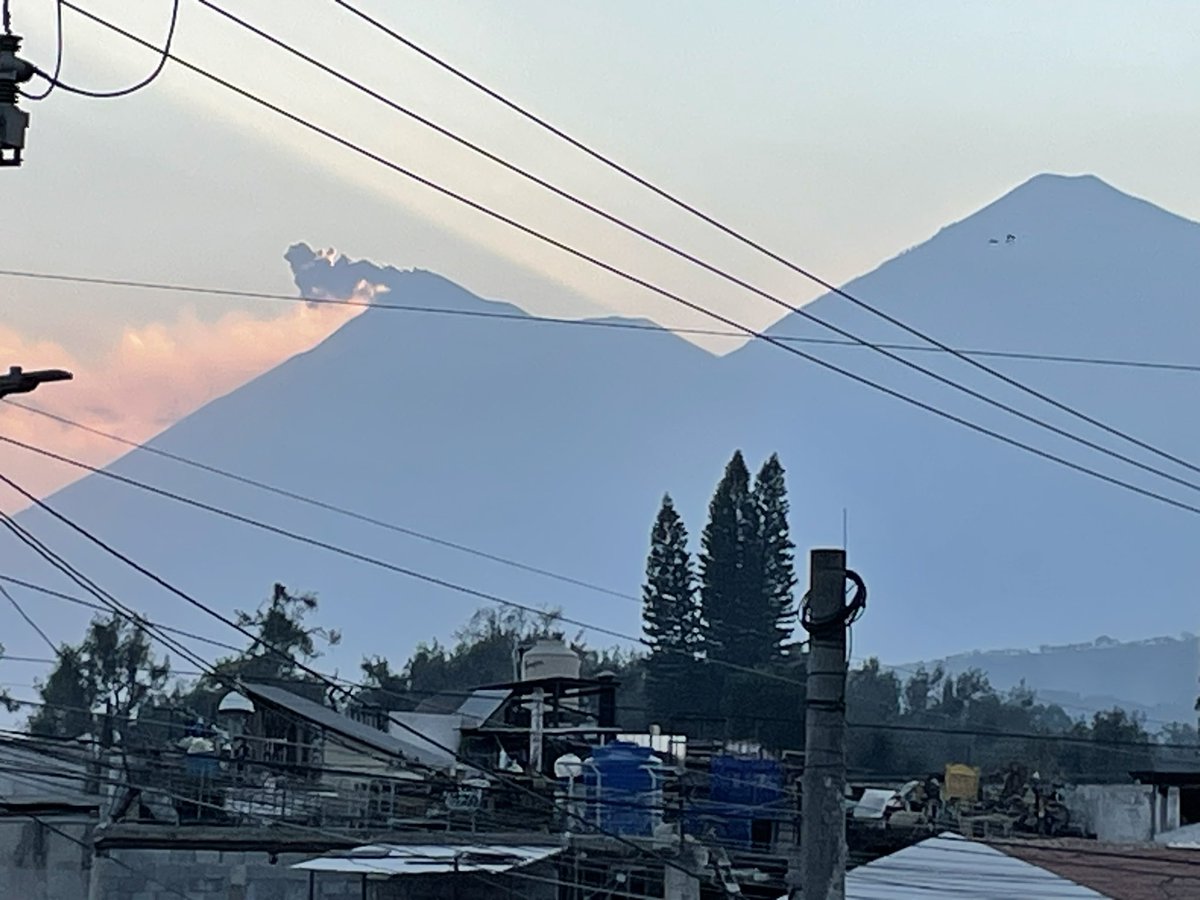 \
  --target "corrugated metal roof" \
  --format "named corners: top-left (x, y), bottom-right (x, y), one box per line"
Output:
top-left (292, 843), bottom-right (562, 875)
top-left (782, 833), bottom-right (1108, 900)
top-left (241, 682), bottom-right (428, 763)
